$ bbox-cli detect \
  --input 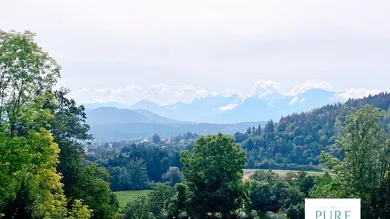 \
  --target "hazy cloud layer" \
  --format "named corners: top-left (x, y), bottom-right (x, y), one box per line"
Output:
top-left (68, 80), bottom-right (383, 105)
top-left (1, 0), bottom-right (389, 105)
